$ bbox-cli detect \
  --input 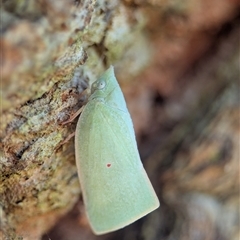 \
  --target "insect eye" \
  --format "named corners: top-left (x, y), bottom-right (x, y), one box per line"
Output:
top-left (96, 80), bottom-right (106, 90)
